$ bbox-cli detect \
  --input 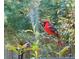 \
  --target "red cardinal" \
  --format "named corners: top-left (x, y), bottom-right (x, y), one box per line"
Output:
top-left (43, 20), bottom-right (64, 46)
top-left (42, 20), bottom-right (65, 46)
top-left (43, 20), bottom-right (60, 38)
